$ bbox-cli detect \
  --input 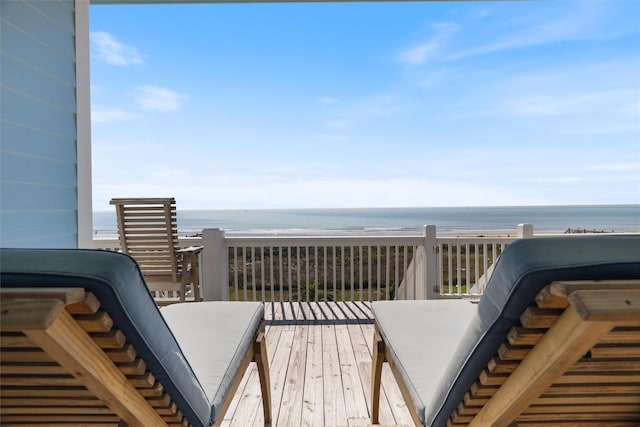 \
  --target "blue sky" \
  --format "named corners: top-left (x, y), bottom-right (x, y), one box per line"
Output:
top-left (90, 1), bottom-right (640, 211)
